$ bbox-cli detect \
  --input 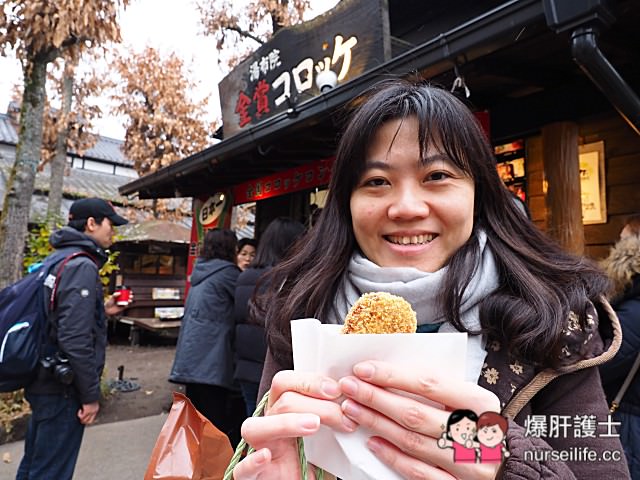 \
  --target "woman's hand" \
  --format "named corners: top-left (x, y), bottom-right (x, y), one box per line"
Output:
top-left (339, 361), bottom-right (501, 480)
top-left (233, 370), bottom-right (357, 479)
